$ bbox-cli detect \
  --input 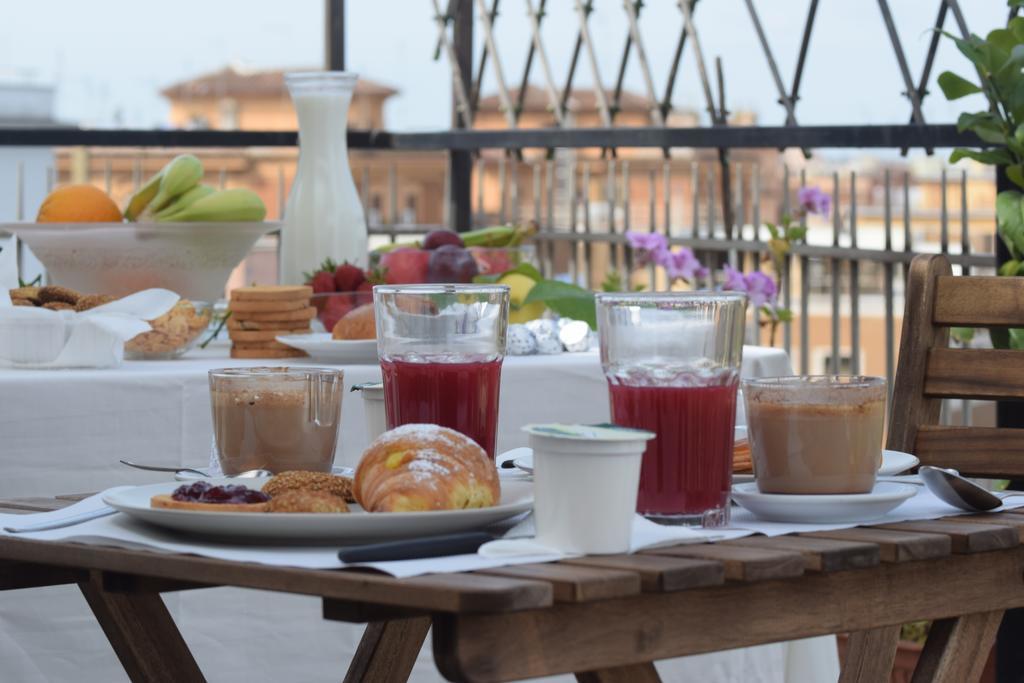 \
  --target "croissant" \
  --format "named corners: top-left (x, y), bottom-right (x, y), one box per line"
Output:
top-left (354, 424), bottom-right (501, 512)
